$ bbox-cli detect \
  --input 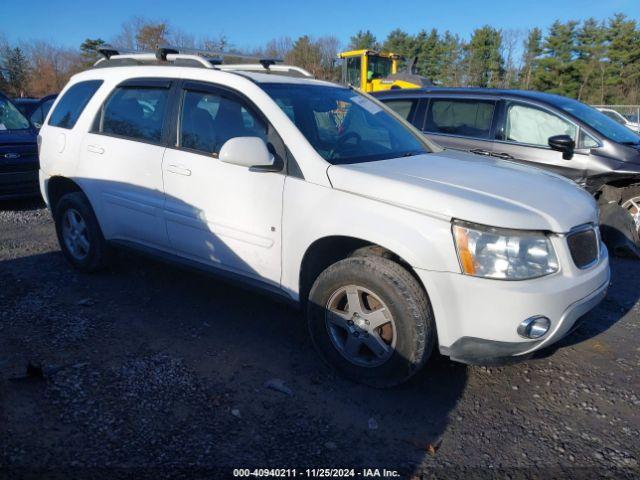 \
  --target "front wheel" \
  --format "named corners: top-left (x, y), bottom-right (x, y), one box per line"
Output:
top-left (621, 186), bottom-right (640, 245)
top-left (306, 256), bottom-right (435, 388)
